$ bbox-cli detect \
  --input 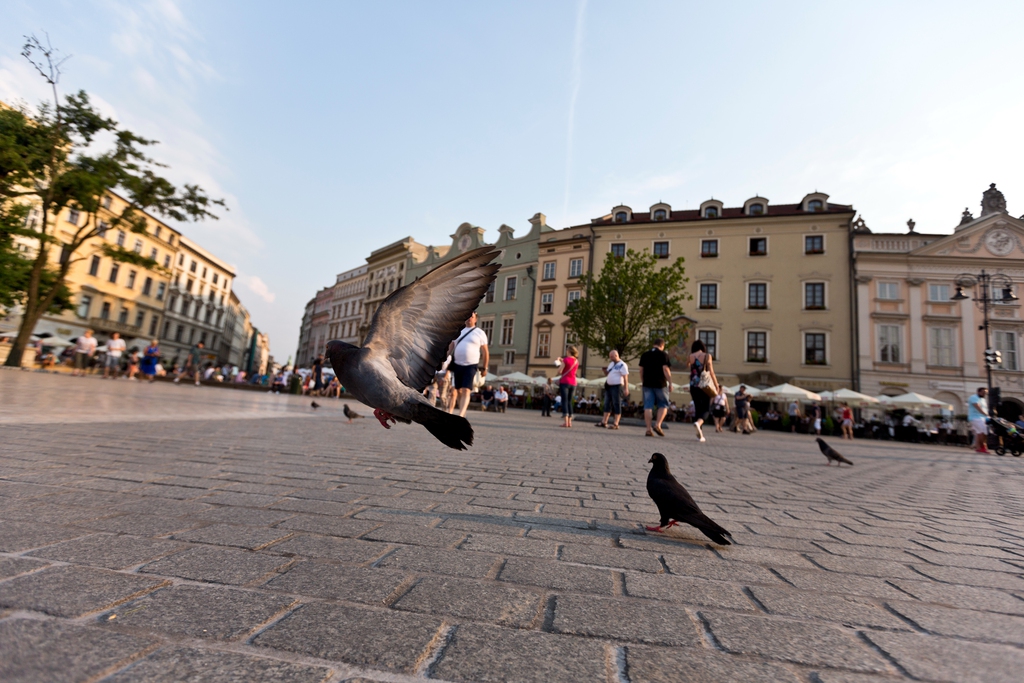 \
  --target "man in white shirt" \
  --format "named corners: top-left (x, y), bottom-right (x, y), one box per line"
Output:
top-left (597, 349), bottom-right (629, 429)
top-left (72, 329), bottom-right (97, 376)
top-left (103, 332), bottom-right (126, 379)
top-left (494, 386), bottom-right (509, 413)
top-left (447, 311), bottom-right (489, 418)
